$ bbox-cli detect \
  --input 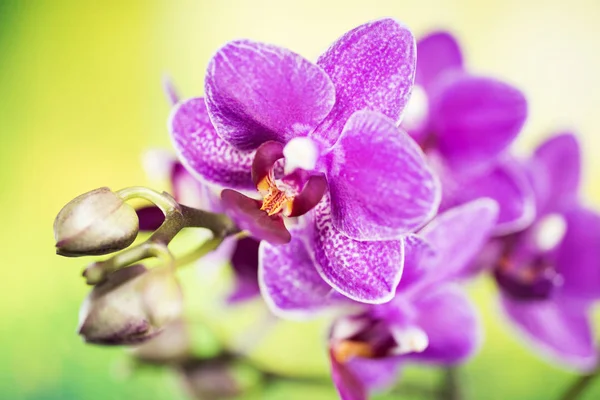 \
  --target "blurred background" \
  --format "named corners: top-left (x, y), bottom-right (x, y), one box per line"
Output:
top-left (1, 0), bottom-right (599, 399)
